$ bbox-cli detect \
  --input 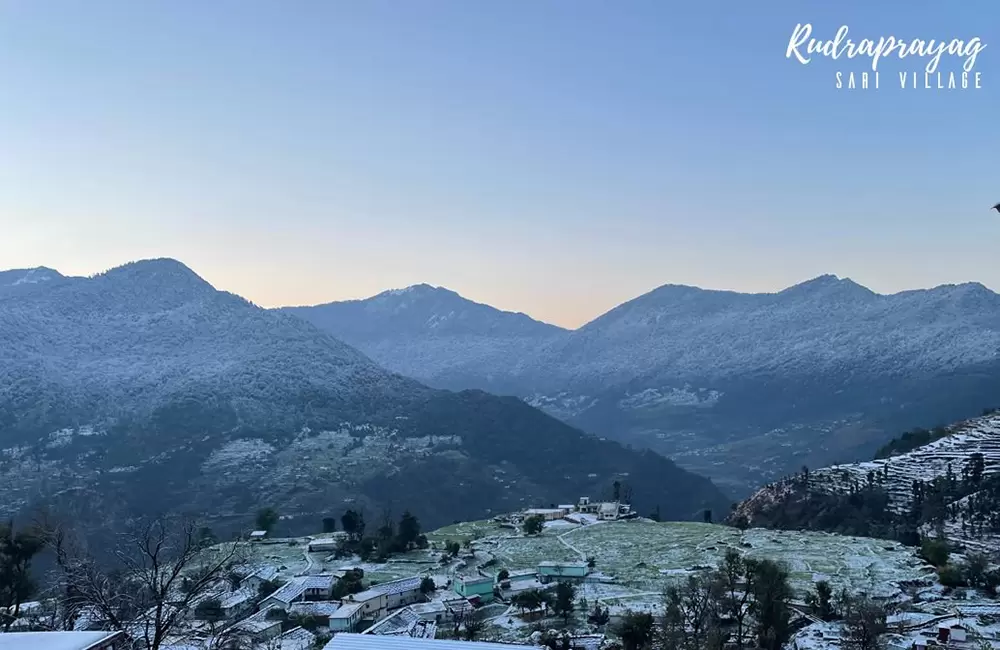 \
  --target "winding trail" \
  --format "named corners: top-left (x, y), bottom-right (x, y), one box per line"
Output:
top-left (556, 530), bottom-right (587, 561)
